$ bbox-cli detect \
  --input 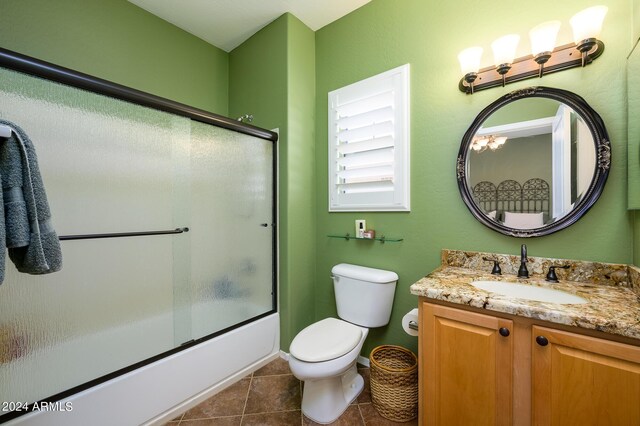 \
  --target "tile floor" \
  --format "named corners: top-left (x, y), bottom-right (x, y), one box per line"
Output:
top-left (165, 357), bottom-right (418, 425)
